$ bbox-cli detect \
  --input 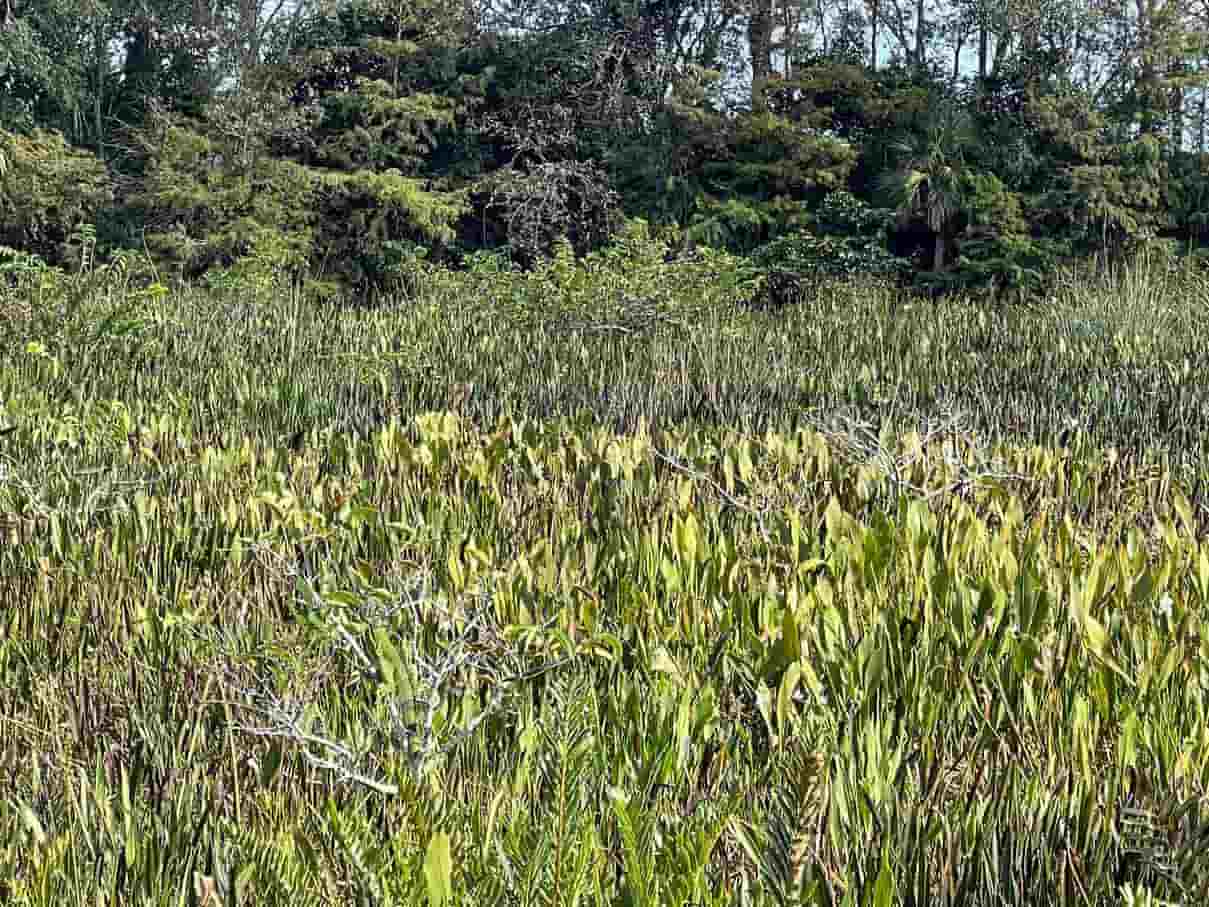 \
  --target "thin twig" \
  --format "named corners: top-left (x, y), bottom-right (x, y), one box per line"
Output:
top-left (652, 447), bottom-right (771, 539)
